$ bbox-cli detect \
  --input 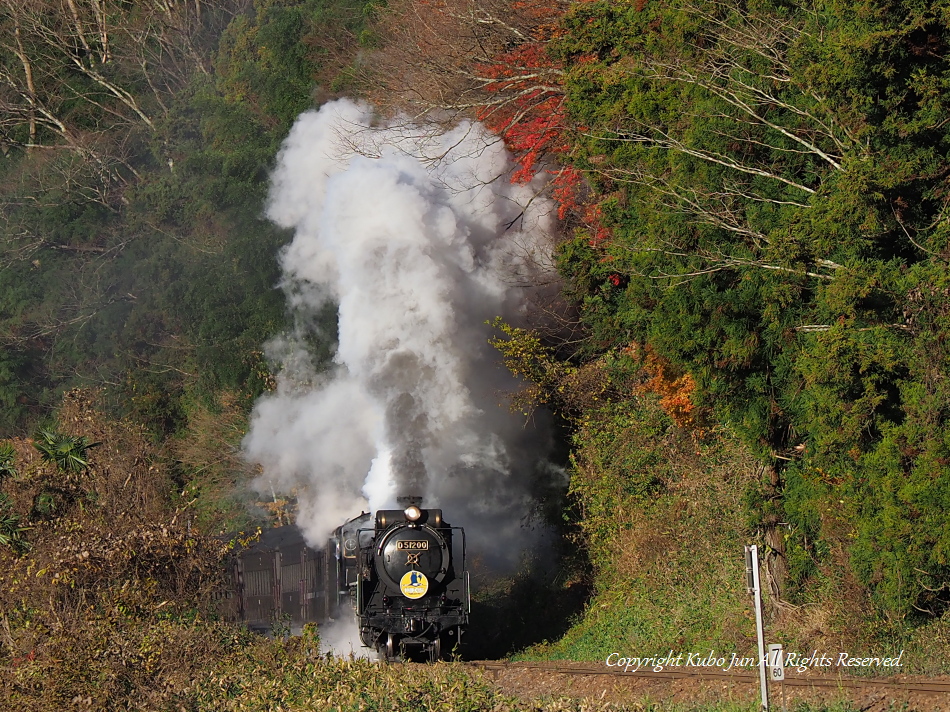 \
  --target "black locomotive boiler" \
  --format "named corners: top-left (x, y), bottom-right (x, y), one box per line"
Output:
top-left (333, 499), bottom-right (470, 661)
top-left (225, 499), bottom-right (469, 661)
